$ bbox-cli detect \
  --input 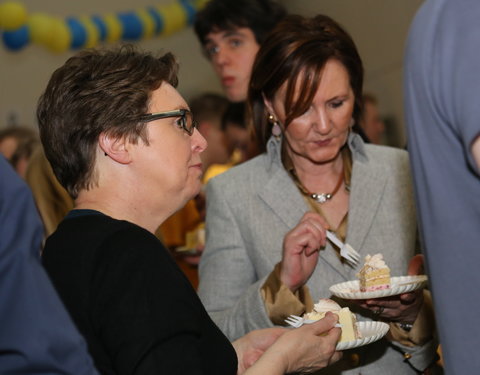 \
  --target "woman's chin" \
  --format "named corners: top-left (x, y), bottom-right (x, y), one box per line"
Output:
top-left (186, 180), bottom-right (203, 200)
